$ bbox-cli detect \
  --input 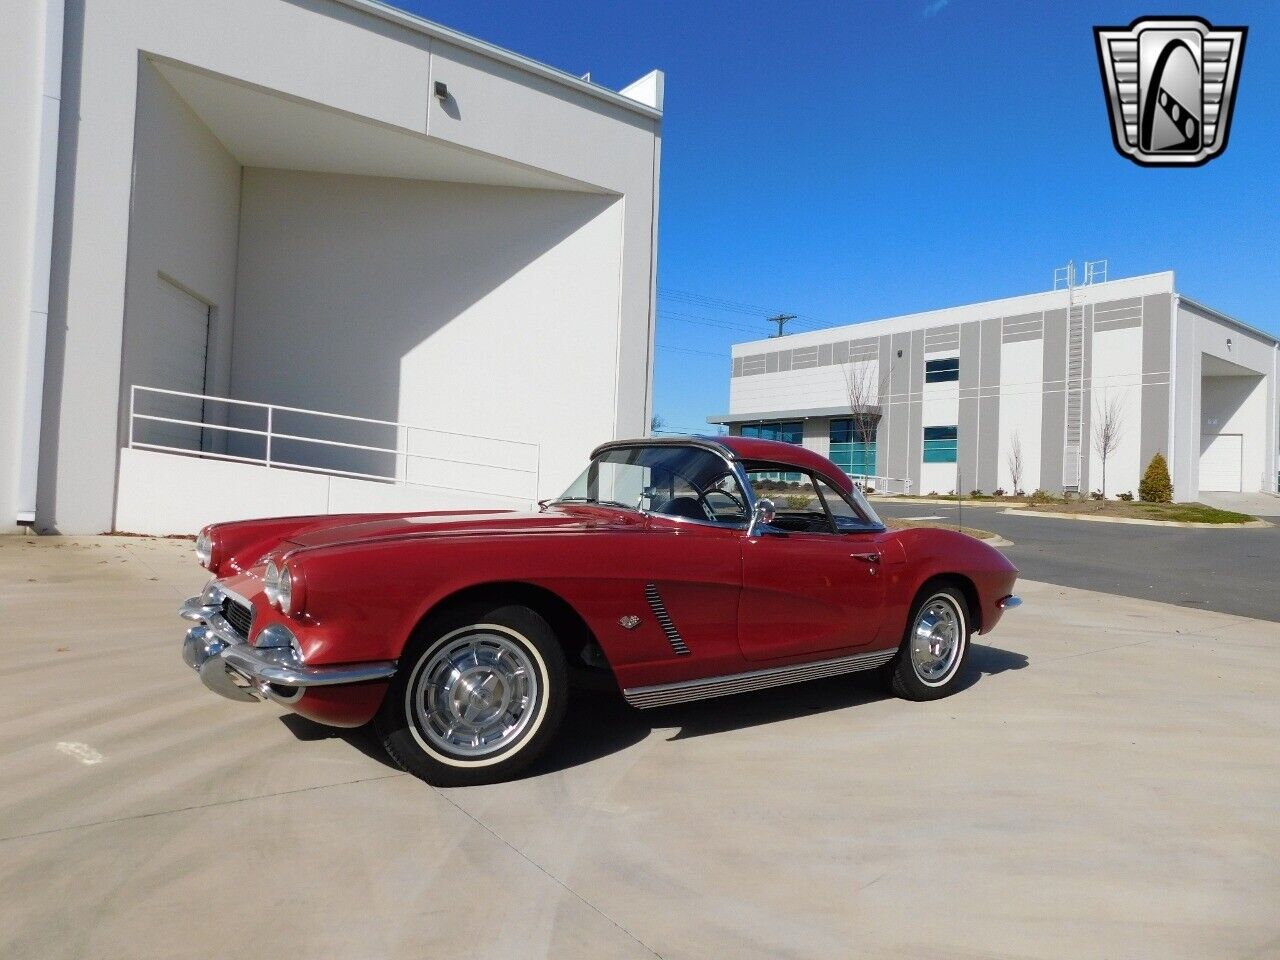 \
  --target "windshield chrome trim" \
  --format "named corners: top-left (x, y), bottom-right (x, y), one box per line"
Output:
top-left (557, 439), bottom-right (757, 528)
top-left (590, 435), bottom-right (739, 461)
